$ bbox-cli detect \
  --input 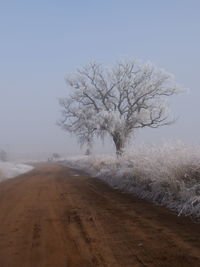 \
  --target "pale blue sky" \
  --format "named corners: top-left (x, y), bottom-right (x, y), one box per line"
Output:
top-left (0, 0), bottom-right (200, 159)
